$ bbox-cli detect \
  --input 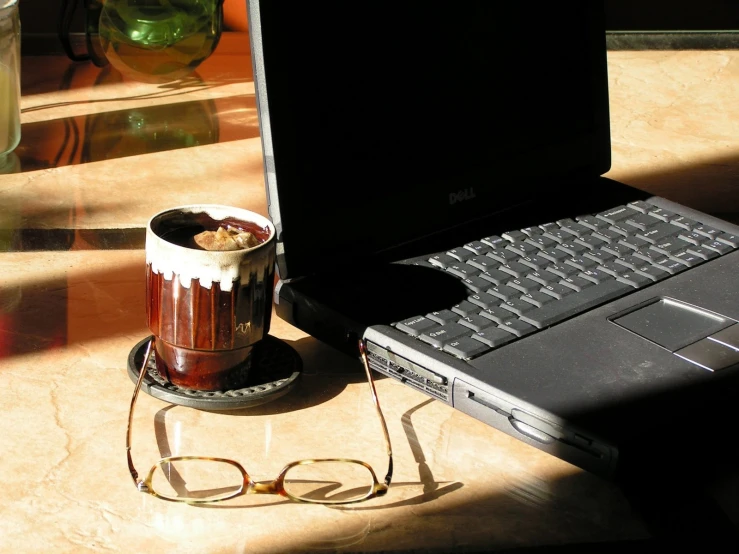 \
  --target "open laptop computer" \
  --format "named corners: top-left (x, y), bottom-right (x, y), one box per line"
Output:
top-left (246, 1), bottom-right (739, 480)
